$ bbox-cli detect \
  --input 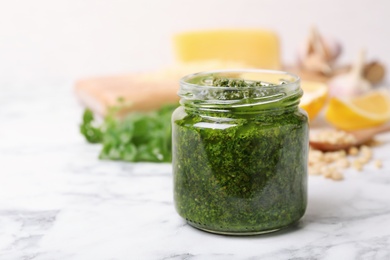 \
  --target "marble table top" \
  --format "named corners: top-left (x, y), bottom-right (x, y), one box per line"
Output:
top-left (1, 82), bottom-right (390, 260)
